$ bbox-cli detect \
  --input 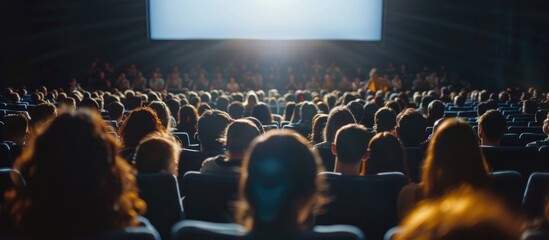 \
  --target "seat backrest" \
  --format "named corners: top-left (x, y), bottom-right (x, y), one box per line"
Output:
top-left (523, 172), bottom-right (549, 219)
top-left (520, 133), bottom-right (548, 146)
top-left (522, 229), bottom-right (549, 240)
top-left (481, 146), bottom-right (538, 177)
top-left (0, 143), bottom-right (12, 168)
top-left (178, 149), bottom-right (224, 184)
top-left (508, 126), bottom-right (543, 134)
top-left (501, 133), bottom-right (519, 147)
top-left (315, 172), bottom-right (407, 240)
top-left (0, 168), bottom-right (26, 205)
top-left (80, 226), bottom-right (160, 240)
top-left (457, 110), bottom-right (477, 118)
top-left (490, 171), bottom-right (523, 210)
top-left (0, 121), bottom-right (4, 140)
top-left (182, 171), bottom-right (239, 223)
top-left (172, 220), bottom-right (364, 240)
top-left (262, 124), bottom-right (278, 132)
top-left (538, 146), bottom-right (549, 172)
top-left (137, 174), bottom-right (184, 240)
top-left (404, 147), bottom-right (424, 183)
top-left (172, 132), bottom-right (191, 148)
